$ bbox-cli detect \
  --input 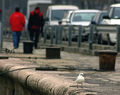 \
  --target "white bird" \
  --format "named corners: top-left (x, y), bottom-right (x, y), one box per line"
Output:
top-left (75, 73), bottom-right (85, 88)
